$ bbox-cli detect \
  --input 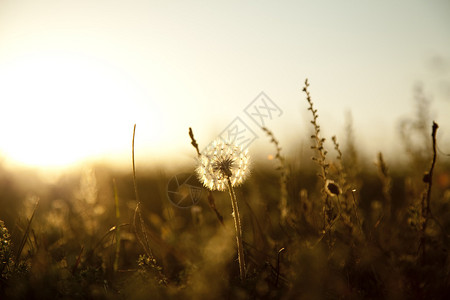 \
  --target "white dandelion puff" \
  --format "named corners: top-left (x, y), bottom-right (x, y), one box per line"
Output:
top-left (196, 139), bottom-right (250, 191)
top-left (191, 135), bottom-right (249, 281)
